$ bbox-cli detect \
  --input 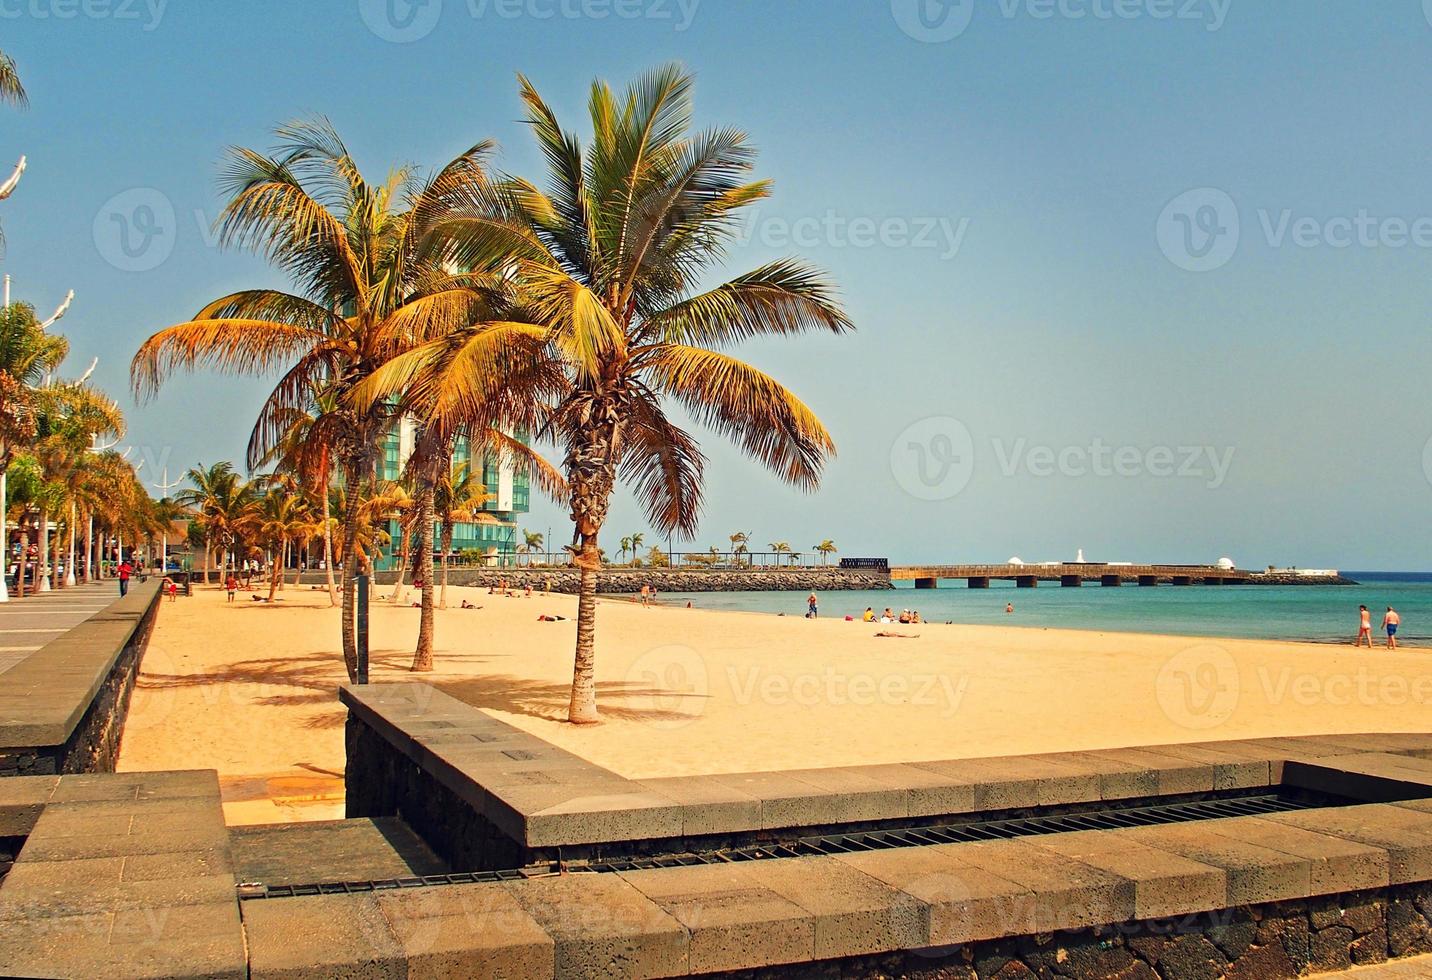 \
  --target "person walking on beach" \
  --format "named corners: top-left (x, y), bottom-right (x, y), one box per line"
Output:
top-left (640, 583), bottom-right (651, 607)
top-left (117, 559), bottom-right (132, 597)
top-left (225, 574), bottom-right (238, 603)
top-left (1356, 605), bottom-right (1373, 648)
top-left (807, 592), bottom-right (819, 618)
top-left (1383, 606), bottom-right (1401, 649)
